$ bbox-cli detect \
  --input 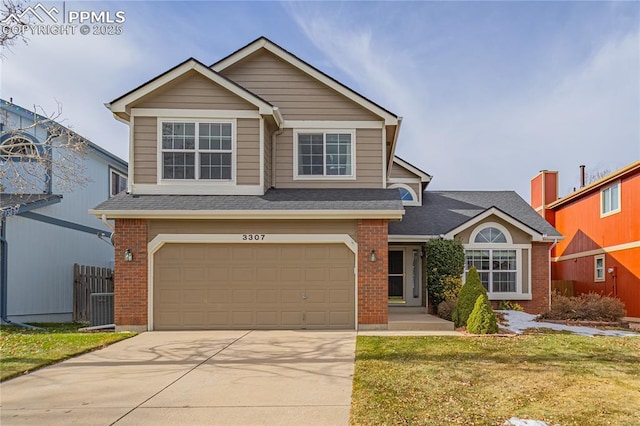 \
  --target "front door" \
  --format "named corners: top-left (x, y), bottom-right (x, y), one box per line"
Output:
top-left (388, 250), bottom-right (405, 303)
top-left (388, 247), bottom-right (422, 306)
